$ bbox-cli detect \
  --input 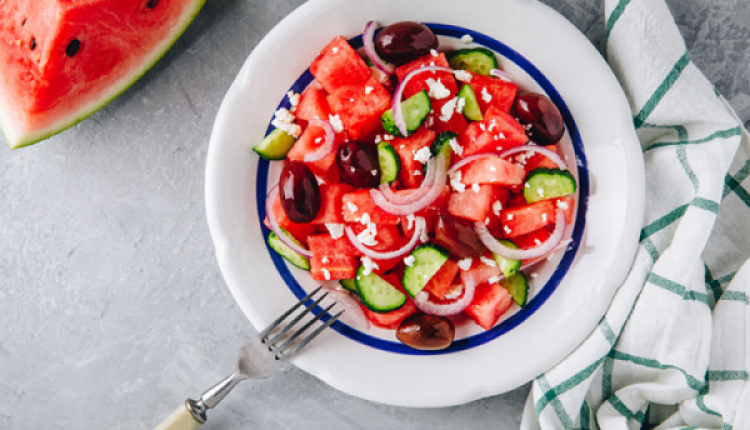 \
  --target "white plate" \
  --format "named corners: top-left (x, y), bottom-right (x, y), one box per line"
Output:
top-left (205, 0), bottom-right (644, 407)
